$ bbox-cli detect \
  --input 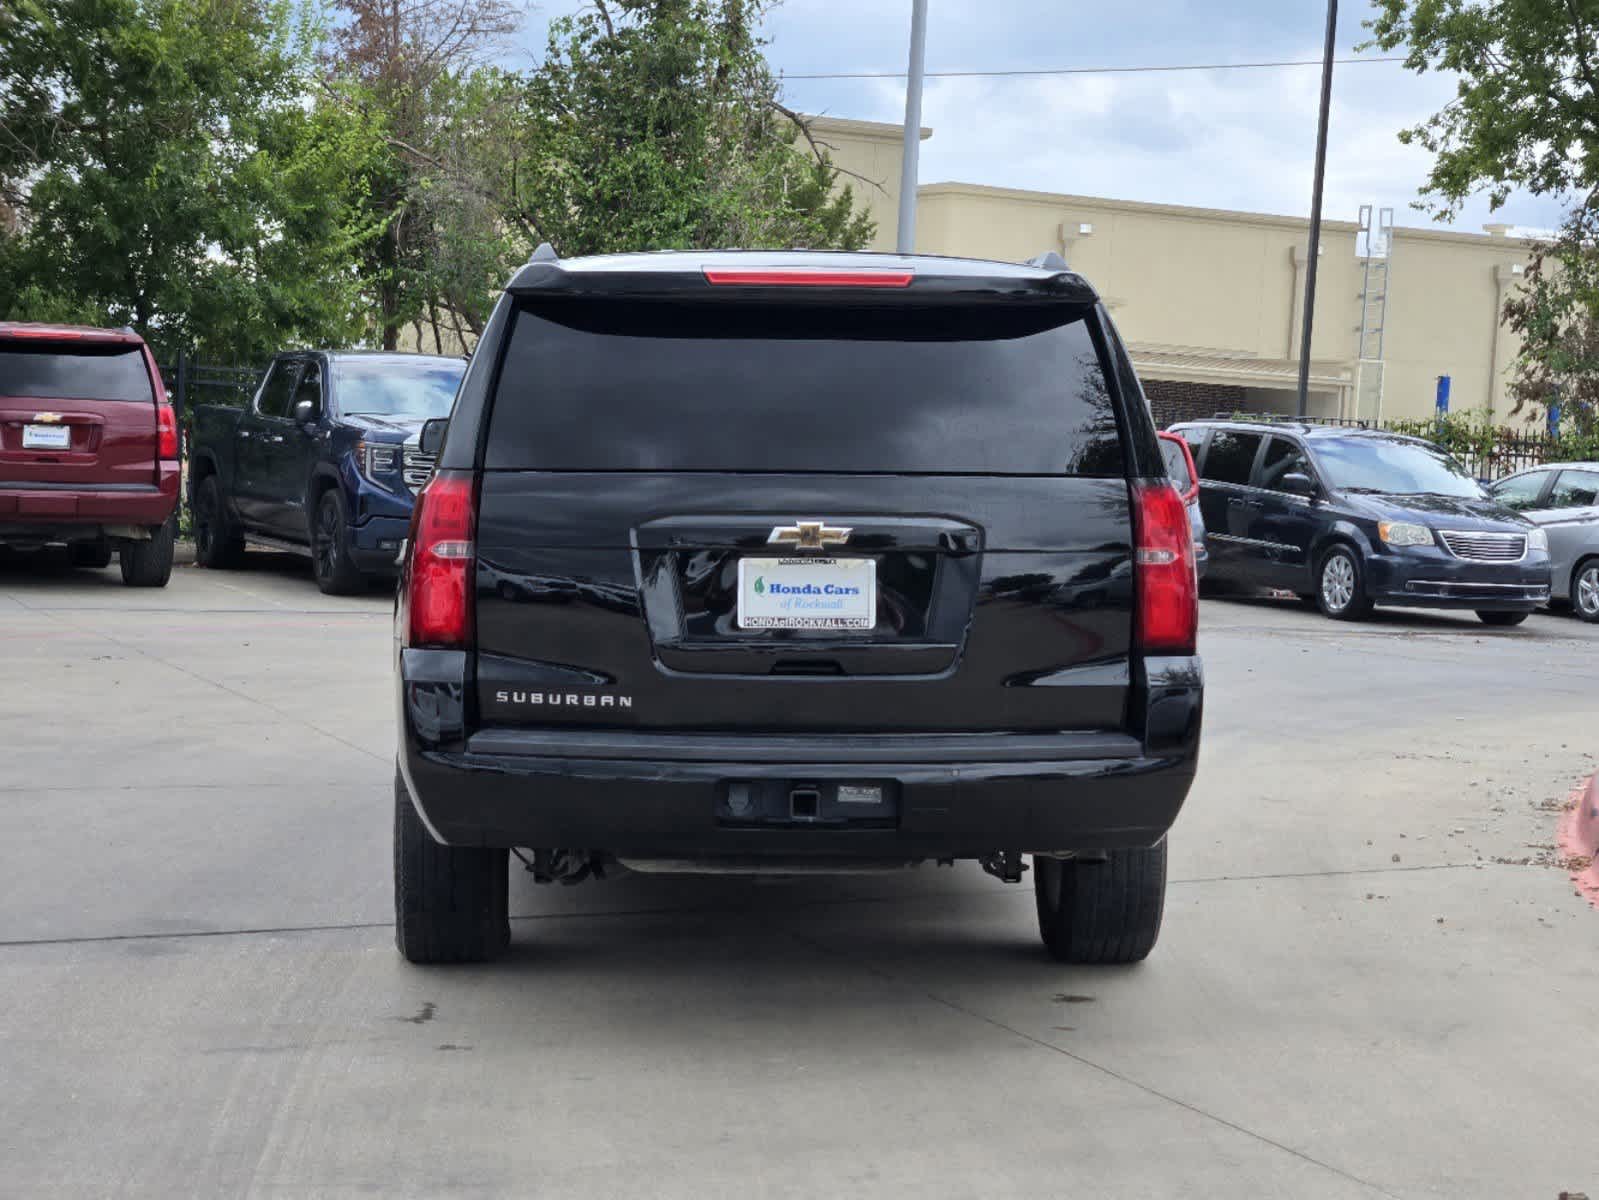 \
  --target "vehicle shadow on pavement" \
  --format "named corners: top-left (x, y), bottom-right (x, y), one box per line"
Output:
top-left (1206, 590), bottom-right (1568, 633)
top-left (497, 866), bottom-right (1073, 975)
